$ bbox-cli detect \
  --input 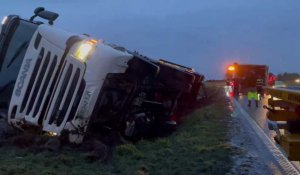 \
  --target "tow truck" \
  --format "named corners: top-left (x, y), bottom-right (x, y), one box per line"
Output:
top-left (0, 7), bottom-right (205, 143)
top-left (265, 87), bottom-right (300, 161)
